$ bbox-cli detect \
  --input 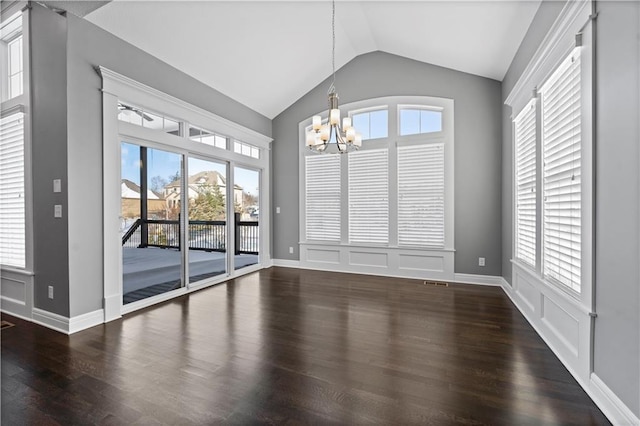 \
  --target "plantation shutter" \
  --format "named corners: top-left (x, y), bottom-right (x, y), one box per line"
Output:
top-left (305, 155), bottom-right (341, 241)
top-left (397, 143), bottom-right (444, 247)
top-left (348, 149), bottom-right (388, 244)
top-left (540, 50), bottom-right (582, 292)
top-left (0, 112), bottom-right (25, 268)
top-left (514, 100), bottom-right (537, 267)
